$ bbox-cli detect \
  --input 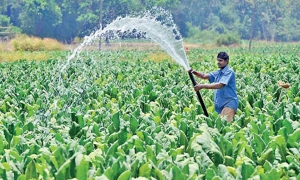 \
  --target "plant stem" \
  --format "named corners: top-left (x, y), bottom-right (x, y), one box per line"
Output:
top-left (277, 88), bottom-right (283, 106)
